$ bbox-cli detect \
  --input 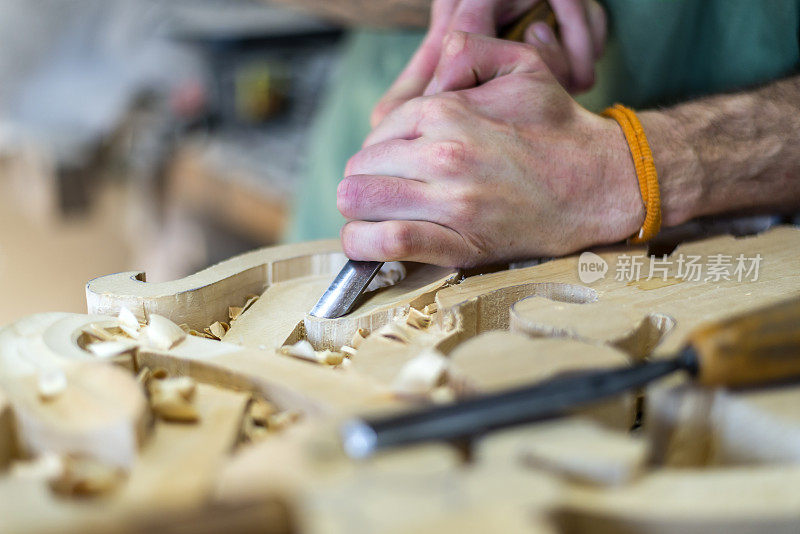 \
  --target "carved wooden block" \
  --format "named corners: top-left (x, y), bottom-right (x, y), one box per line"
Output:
top-left (1, 226), bottom-right (799, 533)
